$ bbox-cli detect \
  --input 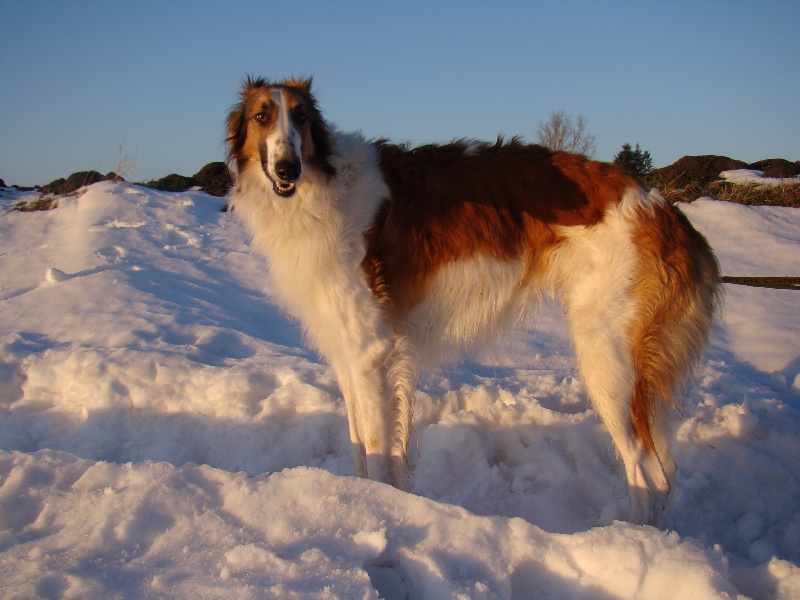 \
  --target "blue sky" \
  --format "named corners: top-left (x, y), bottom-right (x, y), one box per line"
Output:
top-left (1, 0), bottom-right (798, 187)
